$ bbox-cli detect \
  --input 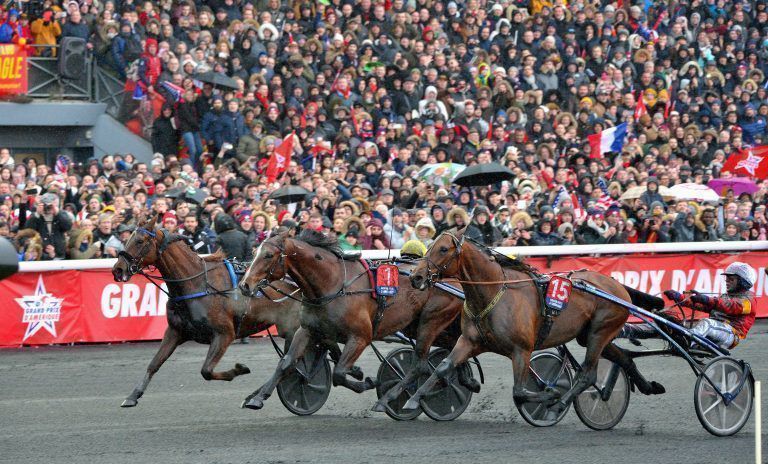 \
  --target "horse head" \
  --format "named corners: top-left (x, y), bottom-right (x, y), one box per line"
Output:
top-left (112, 213), bottom-right (166, 282)
top-left (240, 231), bottom-right (290, 296)
top-left (410, 227), bottom-right (465, 290)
